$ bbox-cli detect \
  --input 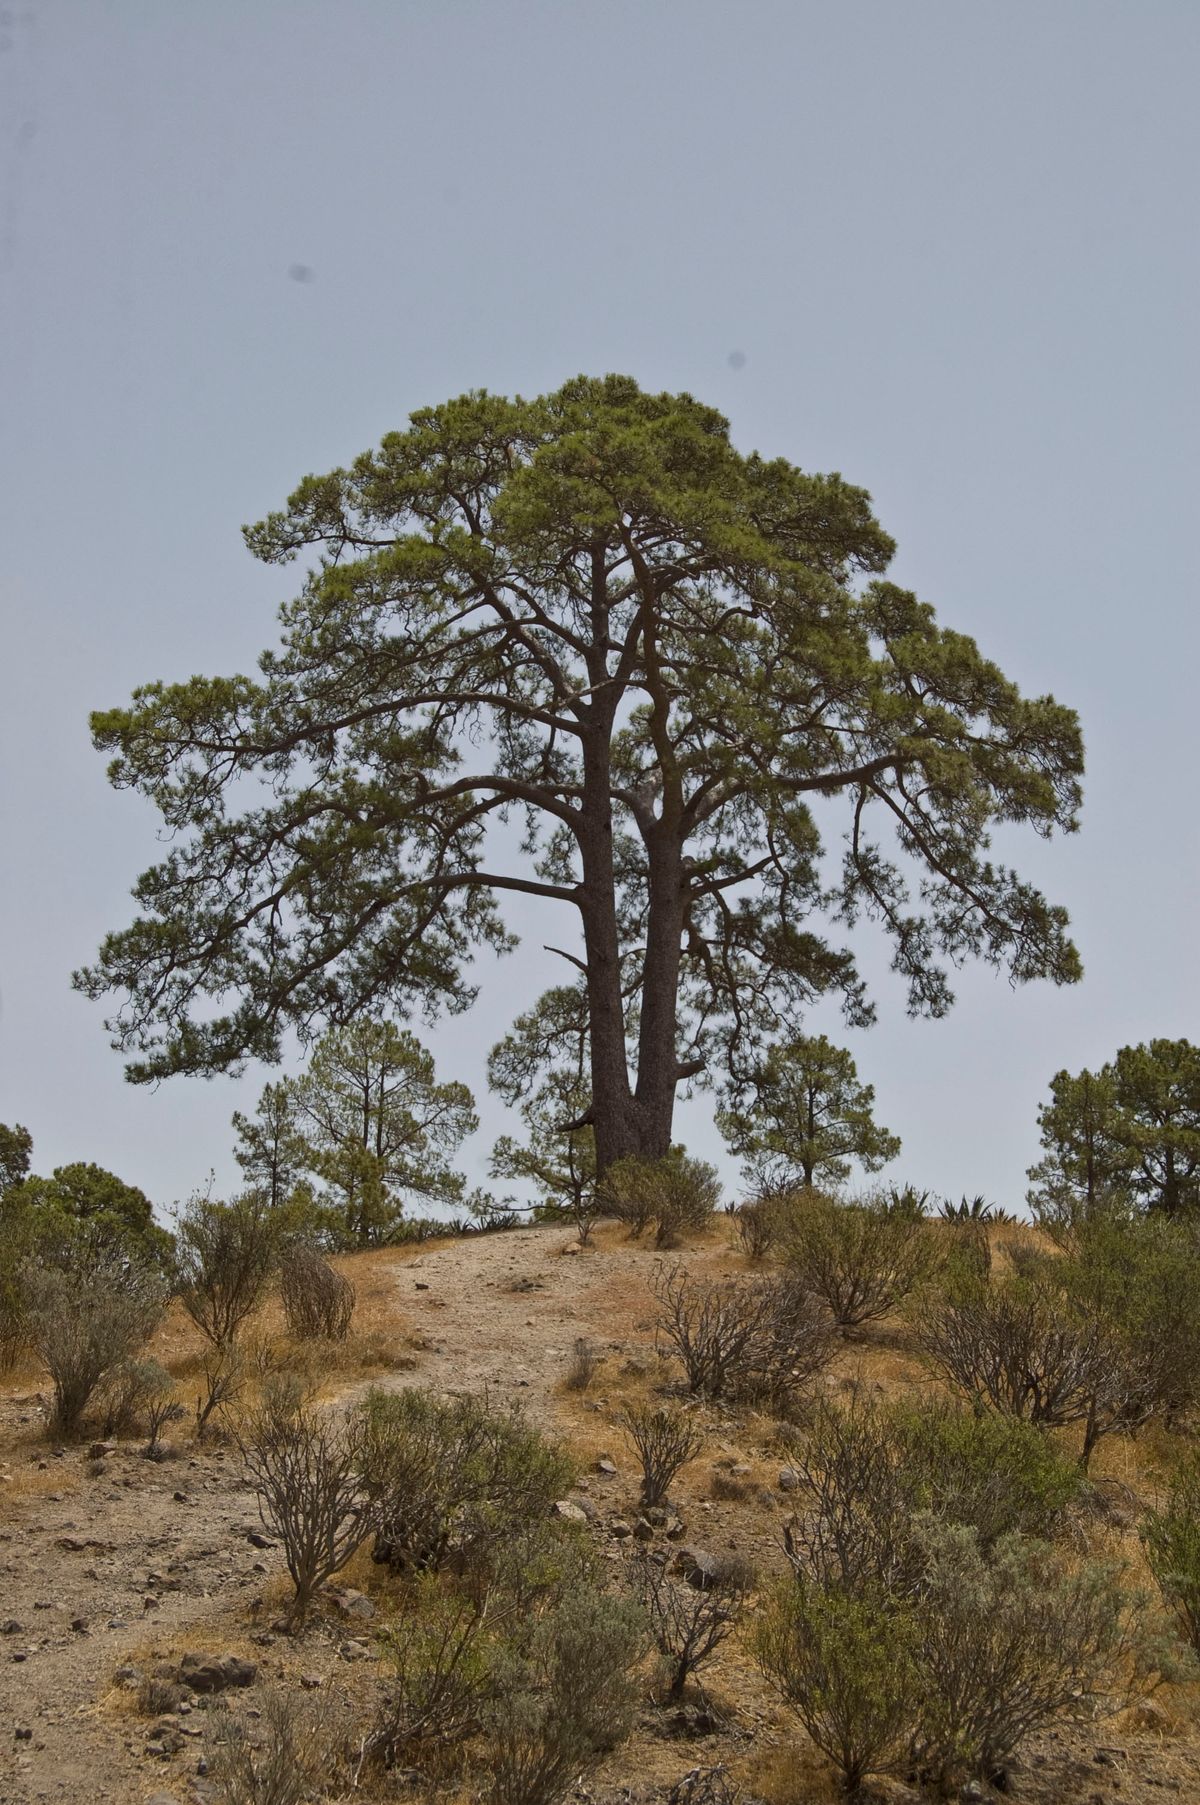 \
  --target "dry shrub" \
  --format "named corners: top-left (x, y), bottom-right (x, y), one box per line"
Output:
top-left (620, 1399), bottom-right (704, 1505)
top-left (564, 1336), bottom-right (598, 1391)
top-left (666, 1770), bottom-right (740, 1805)
top-left (631, 1547), bottom-right (751, 1696)
top-left (279, 1245), bottom-right (355, 1342)
top-left (919, 1271), bottom-right (1111, 1436)
top-left (22, 1251), bottom-right (165, 1439)
top-left (210, 1685), bottom-right (334, 1805)
top-left (654, 1264), bottom-right (834, 1405)
top-left (176, 1193), bottom-right (280, 1349)
top-left (779, 1190), bottom-right (940, 1333)
top-left (241, 1392), bottom-right (372, 1627)
top-left (1141, 1450), bottom-right (1200, 1653)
